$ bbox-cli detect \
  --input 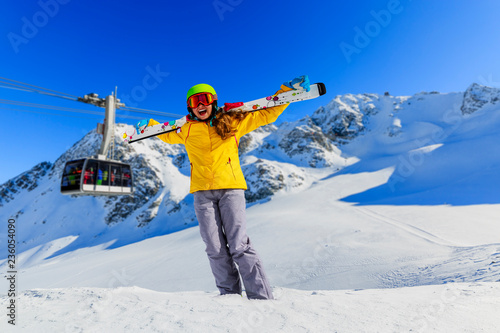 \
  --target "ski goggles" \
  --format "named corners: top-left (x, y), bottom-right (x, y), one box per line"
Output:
top-left (187, 92), bottom-right (216, 108)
